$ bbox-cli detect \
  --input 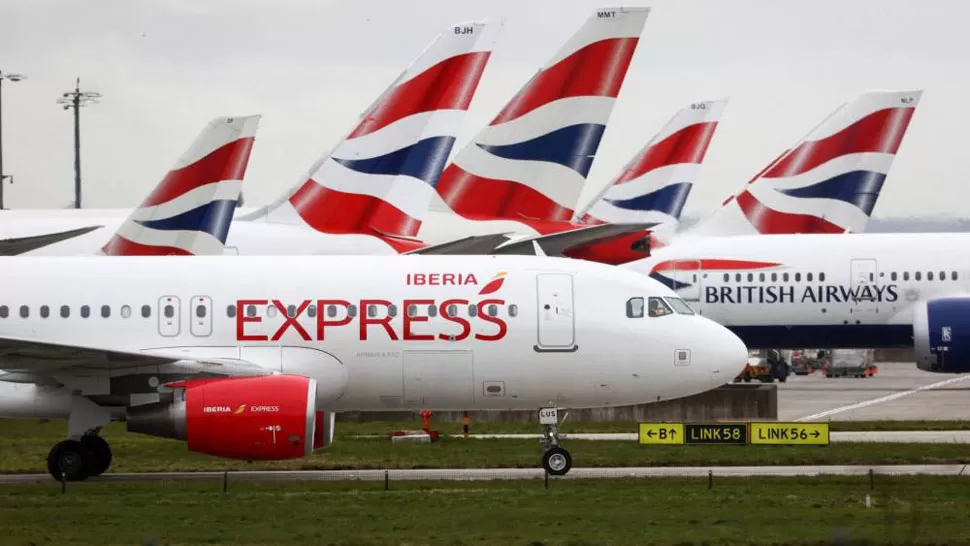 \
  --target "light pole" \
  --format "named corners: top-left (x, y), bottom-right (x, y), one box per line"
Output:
top-left (0, 70), bottom-right (26, 210)
top-left (57, 78), bottom-right (100, 209)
